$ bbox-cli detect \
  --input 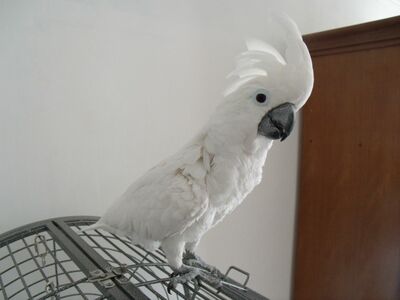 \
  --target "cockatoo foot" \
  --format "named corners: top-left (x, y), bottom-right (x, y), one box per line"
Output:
top-left (167, 265), bottom-right (222, 294)
top-left (183, 251), bottom-right (224, 278)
